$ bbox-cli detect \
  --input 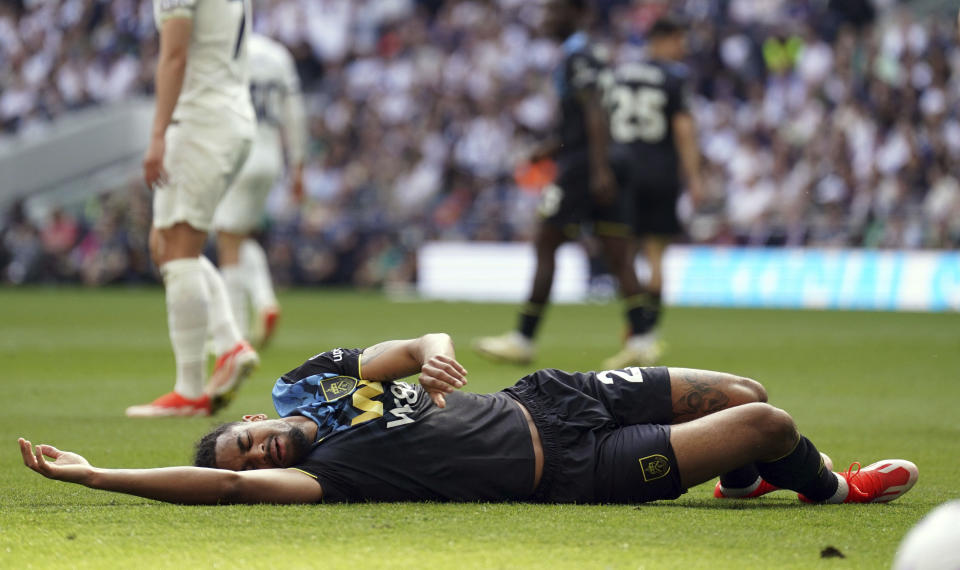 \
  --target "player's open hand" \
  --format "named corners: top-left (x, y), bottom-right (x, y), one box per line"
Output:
top-left (142, 135), bottom-right (168, 190)
top-left (19, 438), bottom-right (93, 484)
top-left (419, 355), bottom-right (468, 409)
